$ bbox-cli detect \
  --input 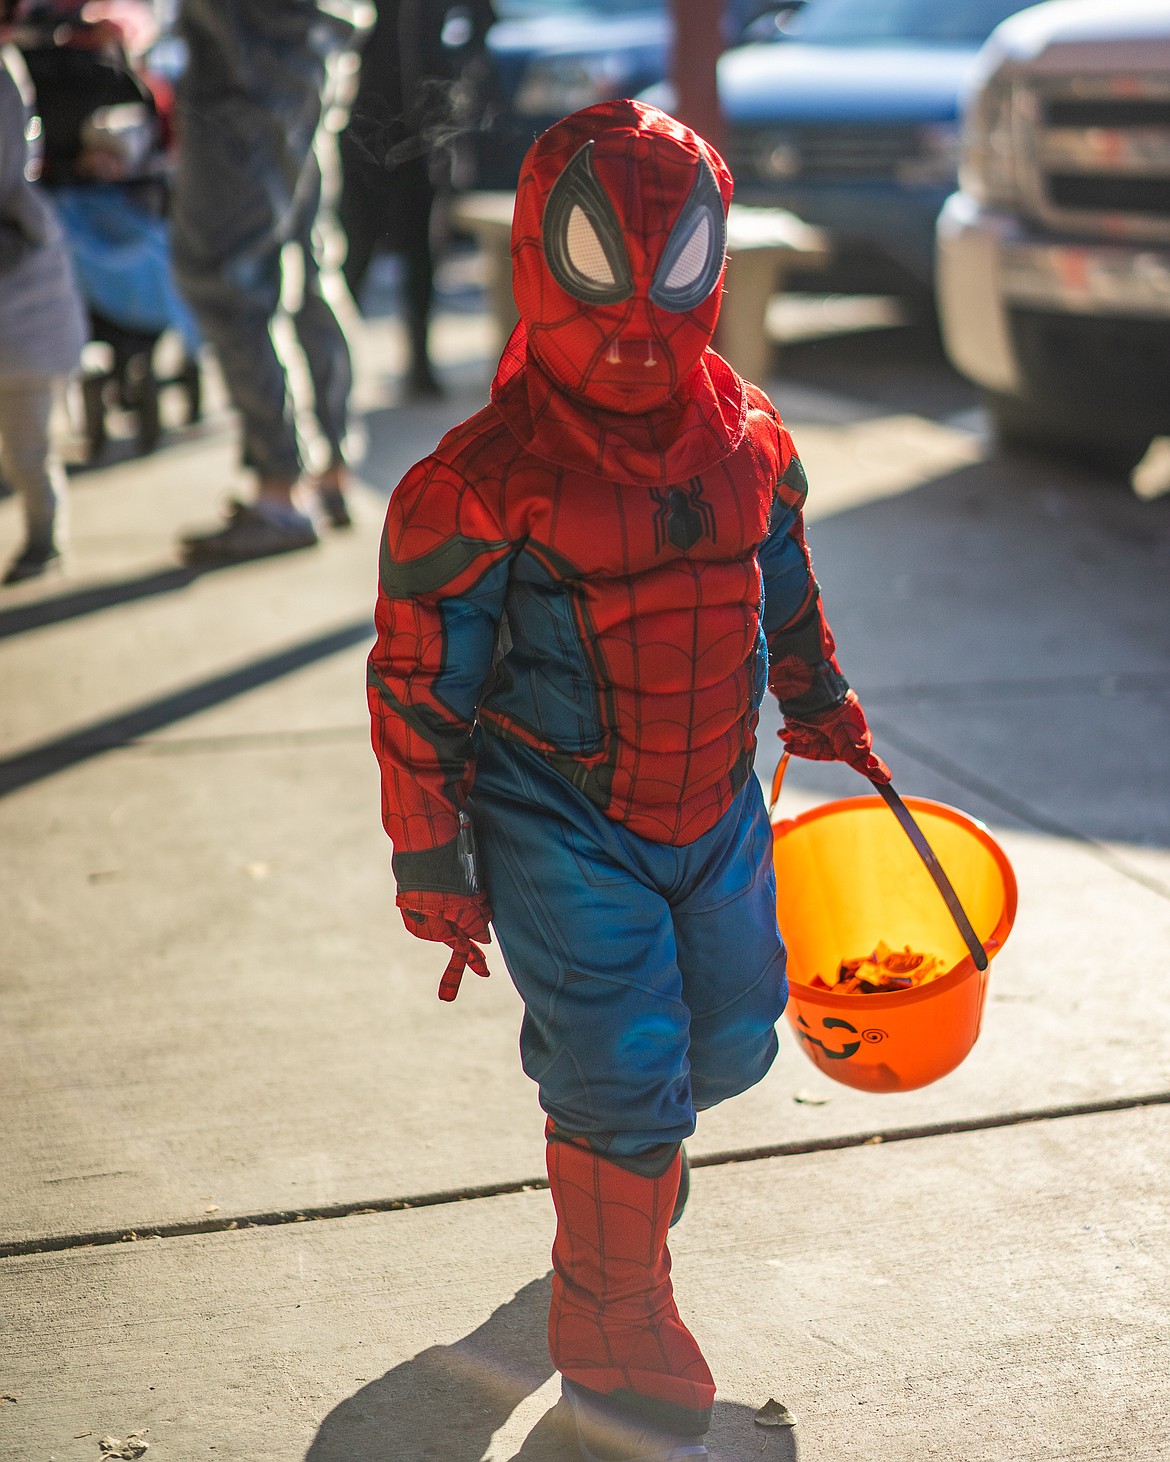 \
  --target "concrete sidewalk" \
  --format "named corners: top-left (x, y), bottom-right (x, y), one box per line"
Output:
top-left (4, 1107), bottom-right (1167, 1461)
top-left (2, 309), bottom-right (1169, 1460)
